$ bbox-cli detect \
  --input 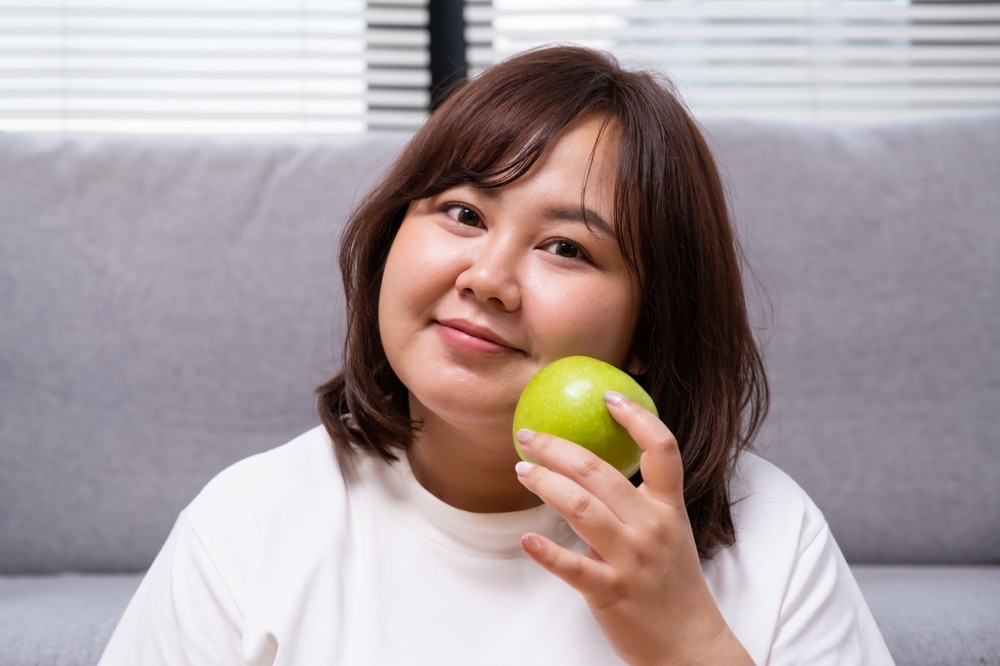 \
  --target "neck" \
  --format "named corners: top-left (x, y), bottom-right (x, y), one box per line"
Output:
top-left (406, 412), bottom-right (541, 513)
